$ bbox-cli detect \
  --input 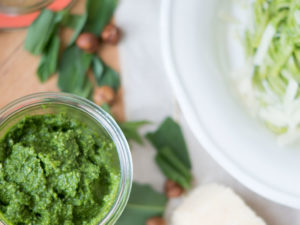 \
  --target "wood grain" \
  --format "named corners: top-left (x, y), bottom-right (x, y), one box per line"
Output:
top-left (0, 0), bottom-right (124, 120)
